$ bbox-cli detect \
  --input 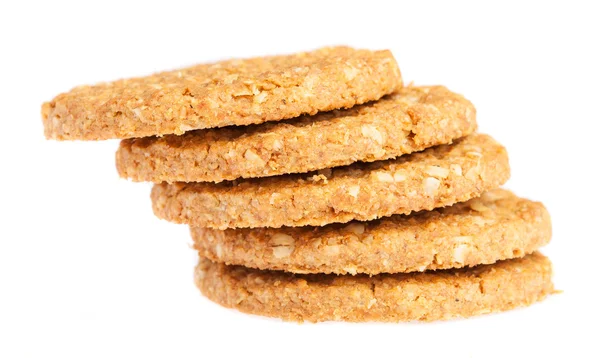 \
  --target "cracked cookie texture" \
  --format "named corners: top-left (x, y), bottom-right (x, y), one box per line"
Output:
top-left (116, 86), bottom-right (476, 183)
top-left (191, 189), bottom-right (551, 275)
top-left (195, 252), bottom-right (554, 322)
top-left (42, 47), bottom-right (401, 140)
top-left (151, 133), bottom-right (510, 229)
